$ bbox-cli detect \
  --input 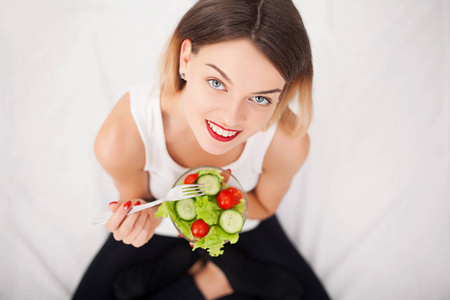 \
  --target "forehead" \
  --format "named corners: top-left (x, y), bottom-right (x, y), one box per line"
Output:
top-left (193, 39), bottom-right (285, 88)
